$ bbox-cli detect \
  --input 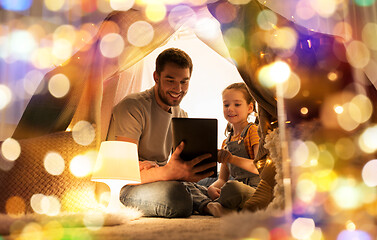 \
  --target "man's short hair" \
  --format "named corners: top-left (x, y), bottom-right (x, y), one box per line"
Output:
top-left (155, 48), bottom-right (193, 76)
